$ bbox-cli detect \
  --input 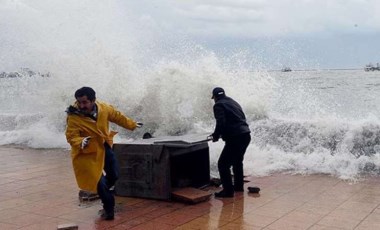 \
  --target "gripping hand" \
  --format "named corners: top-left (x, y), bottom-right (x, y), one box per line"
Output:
top-left (209, 134), bottom-right (219, 142)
